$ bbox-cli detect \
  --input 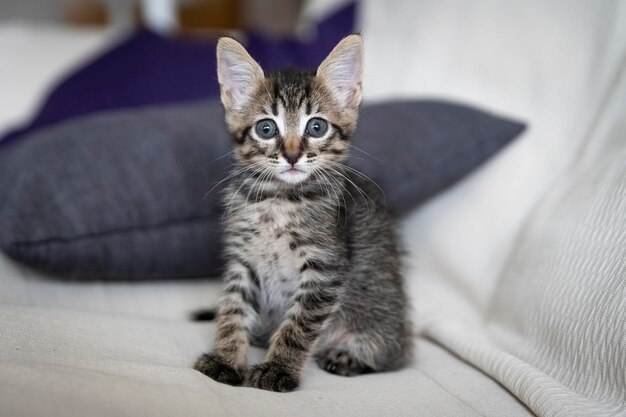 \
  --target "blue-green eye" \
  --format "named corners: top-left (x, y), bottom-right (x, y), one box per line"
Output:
top-left (255, 119), bottom-right (277, 139)
top-left (306, 118), bottom-right (328, 138)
